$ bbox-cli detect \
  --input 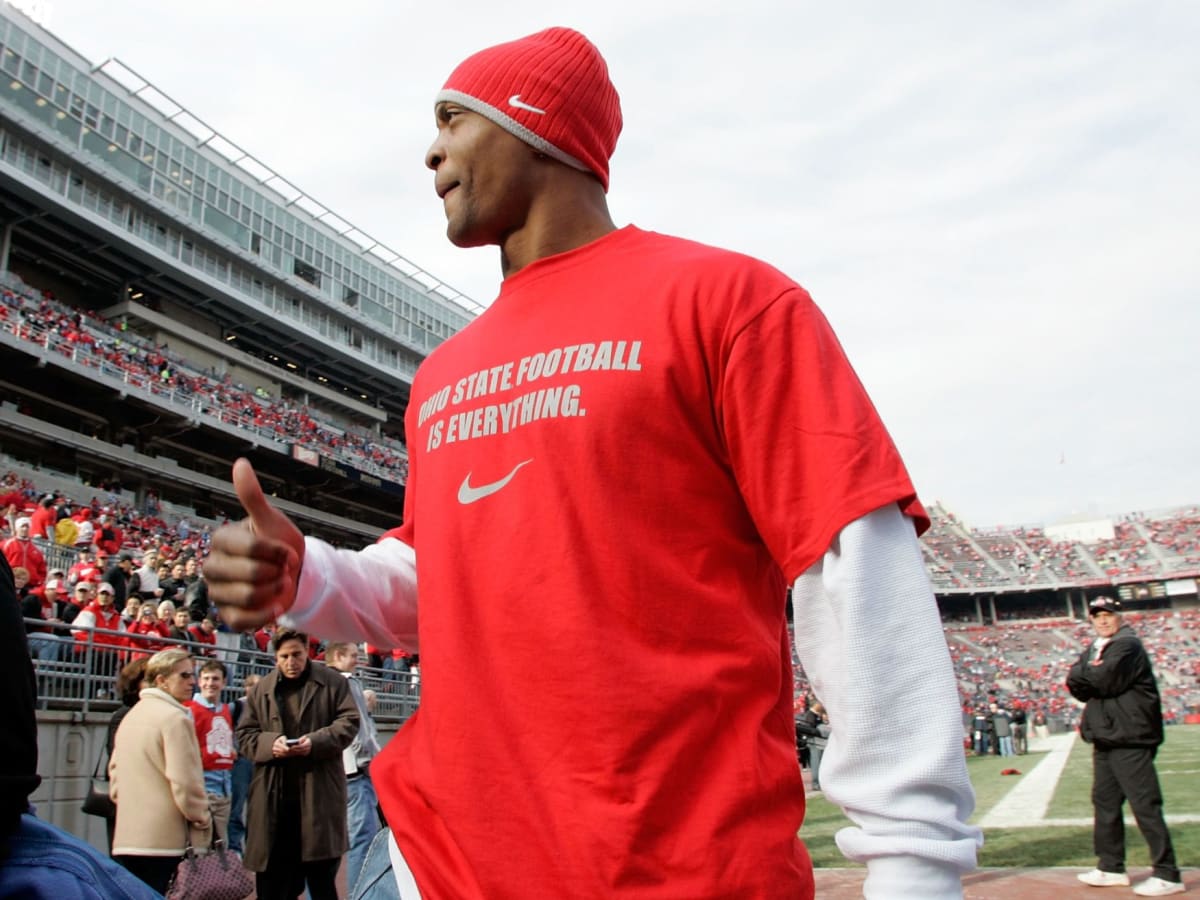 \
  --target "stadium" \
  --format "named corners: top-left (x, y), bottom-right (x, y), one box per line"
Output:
top-left (2, 4), bottom-right (1196, 897)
